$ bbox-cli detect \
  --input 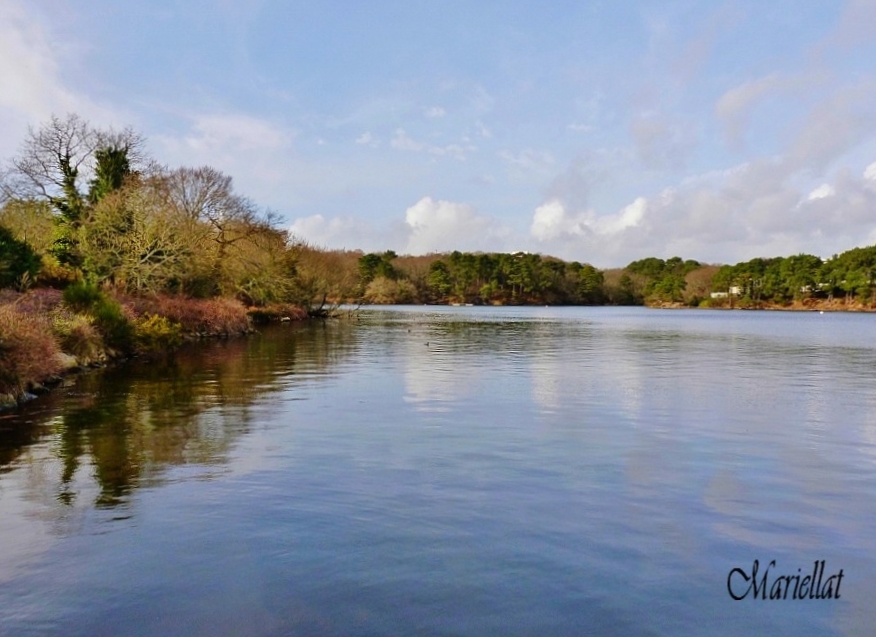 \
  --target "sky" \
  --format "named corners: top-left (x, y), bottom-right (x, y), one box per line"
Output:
top-left (1, 0), bottom-right (876, 267)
